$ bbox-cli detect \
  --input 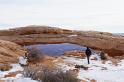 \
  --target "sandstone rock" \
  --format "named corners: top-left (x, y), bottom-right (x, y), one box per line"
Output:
top-left (53, 57), bottom-right (65, 63)
top-left (64, 50), bottom-right (86, 58)
top-left (90, 79), bottom-right (96, 82)
top-left (0, 25), bottom-right (72, 36)
top-left (80, 80), bottom-right (86, 82)
top-left (0, 80), bottom-right (5, 82)
top-left (0, 40), bottom-right (26, 64)
top-left (4, 72), bottom-right (17, 78)
top-left (0, 64), bottom-right (12, 71)
top-left (0, 26), bottom-right (124, 56)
